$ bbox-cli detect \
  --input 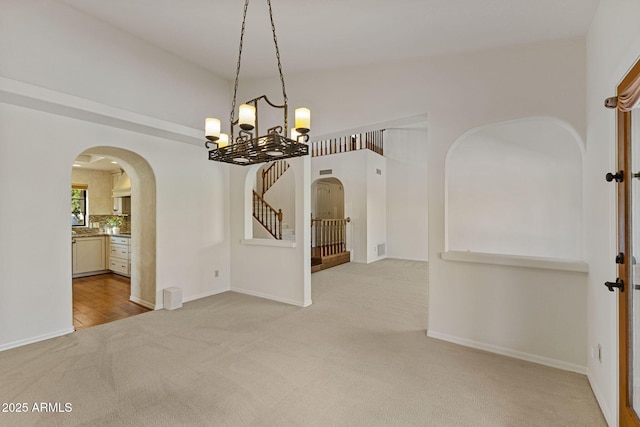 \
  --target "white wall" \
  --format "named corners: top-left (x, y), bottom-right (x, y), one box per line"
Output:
top-left (0, 103), bottom-right (231, 349)
top-left (366, 151), bottom-right (387, 262)
top-left (230, 156), bottom-right (311, 307)
top-left (0, 0), bottom-right (224, 130)
top-left (385, 128), bottom-right (428, 261)
top-left (243, 37), bottom-right (588, 371)
top-left (0, 0), bottom-right (232, 350)
top-left (446, 117), bottom-right (584, 260)
top-left (586, 0), bottom-right (640, 424)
